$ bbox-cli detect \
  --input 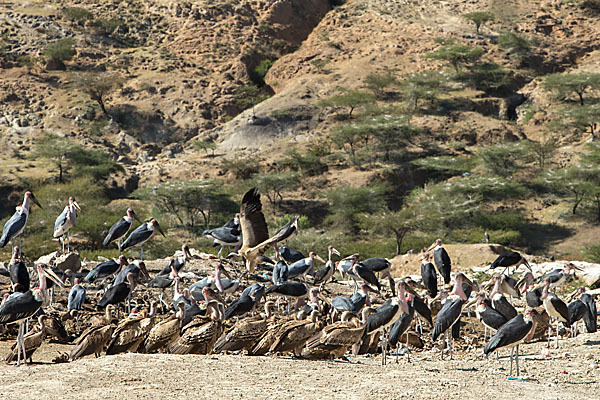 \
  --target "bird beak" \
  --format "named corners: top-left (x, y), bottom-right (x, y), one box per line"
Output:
top-left (315, 255), bottom-right (326, 263)
top-left (426, 243), bottom-right (436, 252)
top-left (219, 265), bottom-right (232, 280)
top-left (31, 193), bottom-right (42, 209)
top-left (132, 211), bottom-right (142, 224)
top-left (402, 283), bottom-right (419, 297)
top-left (156, 222), bottom-right (166, 237)
top-left (72, 201), bottom-right (81, 211)
top-left (572, 265), bottom-right (584, 271)
top-left (482, 278), bottom-right (494, 291)
top-left (331, 248), bottom-right (341, 256)
top-left (43, 266), bottom-right (66, 288)
top-left (462, 276), bottom-right (475, 288)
